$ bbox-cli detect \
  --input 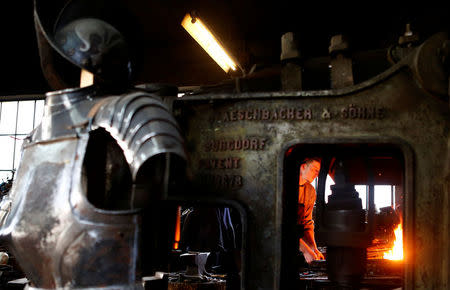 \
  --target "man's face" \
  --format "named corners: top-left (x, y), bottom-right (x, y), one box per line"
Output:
top-left (301, 160), bottom-right (321, 184)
